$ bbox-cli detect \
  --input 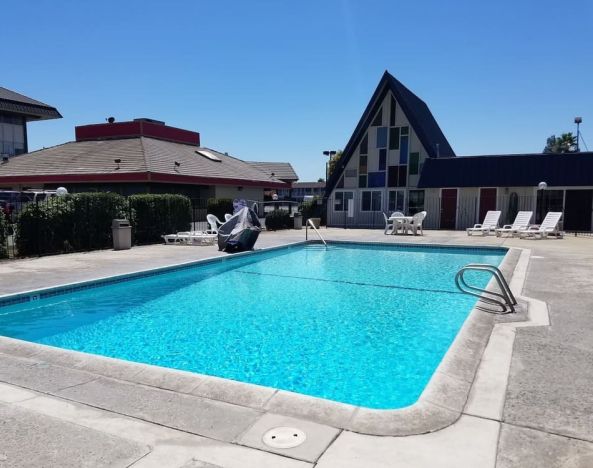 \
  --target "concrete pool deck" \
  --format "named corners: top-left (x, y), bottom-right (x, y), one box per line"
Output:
top-left (1, 229), bottom-right (592, 467)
